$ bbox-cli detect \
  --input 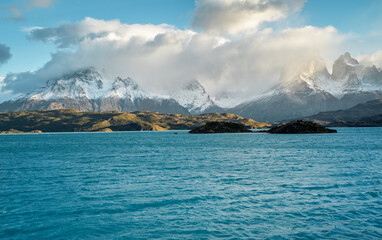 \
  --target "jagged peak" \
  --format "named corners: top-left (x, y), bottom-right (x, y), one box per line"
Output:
top-left (171, 79), bottom-right (217, 113)
top-left (181, 79), bottom-right (206, 93)
top-left (332, 52), bottom-right (365, 82)
top-left (112, 77), bottom-right (139, 89)
top-left (42, 67), bottom-right (105, 90)
top-left (107, 76), bottom-right (161, 101)
top-left (62, 67), bottom-right (103, 80)
top-left (302, 57), bottom-right (329, 75)
top-left (279, 55), bottom-right (330, 92)
top-left (334, 52), bottom-right (359, 66)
